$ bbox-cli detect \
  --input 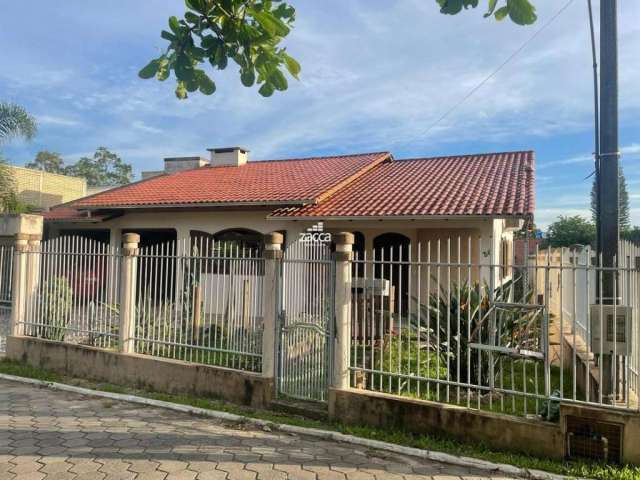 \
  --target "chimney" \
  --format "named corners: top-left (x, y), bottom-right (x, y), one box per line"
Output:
top-left (207, 147), bottom-right (249, 167)
top-left (163, 156), bottom-right (210, 174)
